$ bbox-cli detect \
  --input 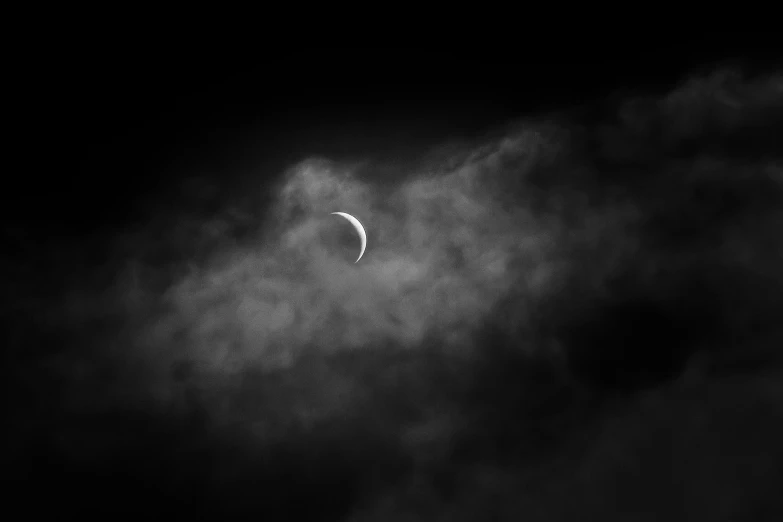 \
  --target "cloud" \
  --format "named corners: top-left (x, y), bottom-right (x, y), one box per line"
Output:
top-left (136, 133), bottom-right (564, 382)
top-left (66, 69), bottom-right (773, 418)
top-left (13, 66), bottom-right (783, 519)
